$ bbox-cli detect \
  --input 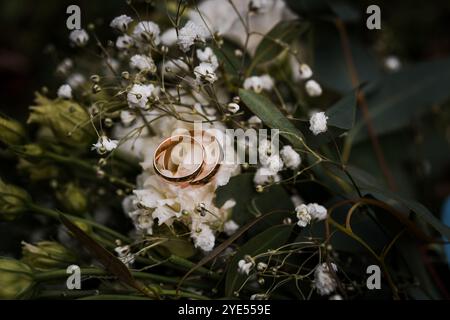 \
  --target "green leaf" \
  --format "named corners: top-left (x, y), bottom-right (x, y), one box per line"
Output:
top-left (351, 58), bottom-right (450, 143)
top-left (326, 89), bottom-right (358, 130)
top-left (213, 39), bottom-right (249, 79)
top-left (253, 20), bottom-right (308, 66)
top-left (343, 166), bottom-right (450, 239)
top-left (239, 89), bottom-right (304, 149)
top-left (59, 214), bottom-right (157, 298)
top-left (225, 224), bottom-right (294, 296)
